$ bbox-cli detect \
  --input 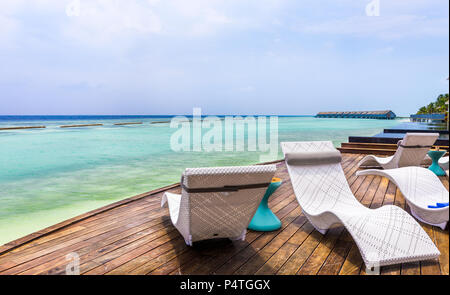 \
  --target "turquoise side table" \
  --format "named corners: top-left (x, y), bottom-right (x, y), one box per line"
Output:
top-left (248, 178), bottom-right (282, 231)
top-left (428, 150), bottom-right (446, 176)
